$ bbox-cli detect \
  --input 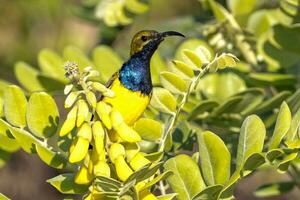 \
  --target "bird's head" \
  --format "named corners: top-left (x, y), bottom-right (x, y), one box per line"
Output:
top-left (130, 30), bottom-right (185, 56)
